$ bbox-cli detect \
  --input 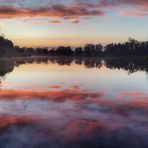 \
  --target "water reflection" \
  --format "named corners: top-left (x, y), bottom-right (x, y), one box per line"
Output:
top-left (0, 85), bottom-right (148, 148)
top-left (0, 57), bottom-right (148, 148)
top-left (0, 57), bottom-right (148, 77)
